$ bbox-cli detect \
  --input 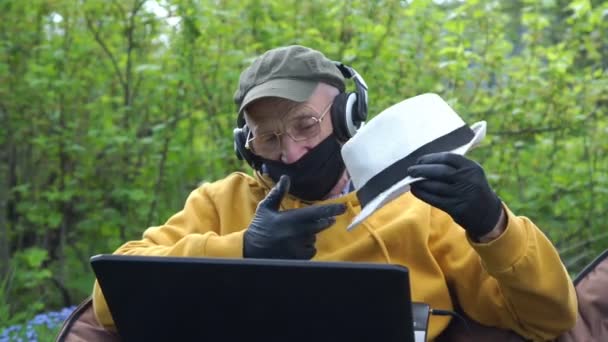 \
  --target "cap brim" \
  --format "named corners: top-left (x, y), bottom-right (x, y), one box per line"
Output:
top-left (238, 79), bottom-right (318, 114)
top-left (347, 121), bottom-right (487, 231)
